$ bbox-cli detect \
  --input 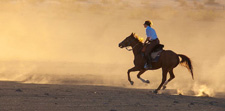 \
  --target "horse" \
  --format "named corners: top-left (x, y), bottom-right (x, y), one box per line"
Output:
top-left (118, 33), bottom-right (194, 94)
